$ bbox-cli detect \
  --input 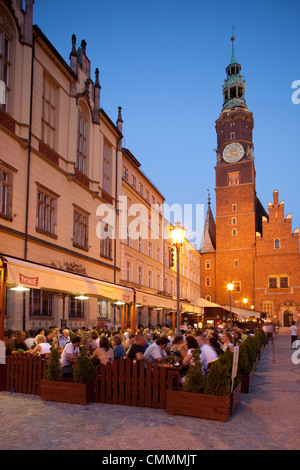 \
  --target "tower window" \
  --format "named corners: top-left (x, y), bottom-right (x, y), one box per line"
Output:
top-left (232, 204), bottom-right (237, 212)
top-left (230, 132), bottom-right (235, 140)
top-left (234, 259), bottom-right (238, 268)
top-left (274, 238), bottom-right (281, 249)
top-left (205, 277), bottom-right (211, 287)
top-left (230, 87), bottom-right (237, 99)
top-left (205, 260), bottom-right (211, 269)
top-left (232, 228), bottom-right (237, 236)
